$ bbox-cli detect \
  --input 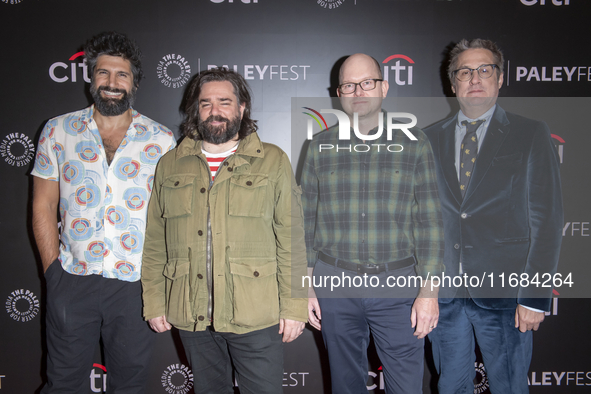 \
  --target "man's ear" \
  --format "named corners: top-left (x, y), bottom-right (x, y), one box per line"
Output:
top-left (381, 79), bottom-right (389, 97)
